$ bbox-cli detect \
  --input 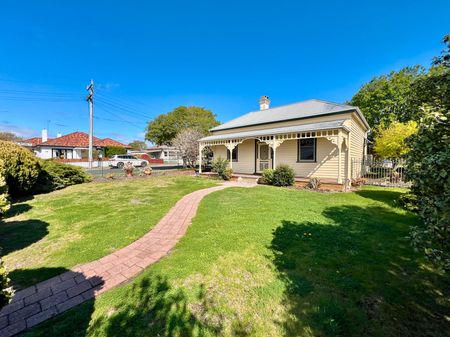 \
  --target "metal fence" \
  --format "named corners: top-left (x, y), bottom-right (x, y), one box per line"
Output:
top-left (351, 158), bottom-right (410, 187)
